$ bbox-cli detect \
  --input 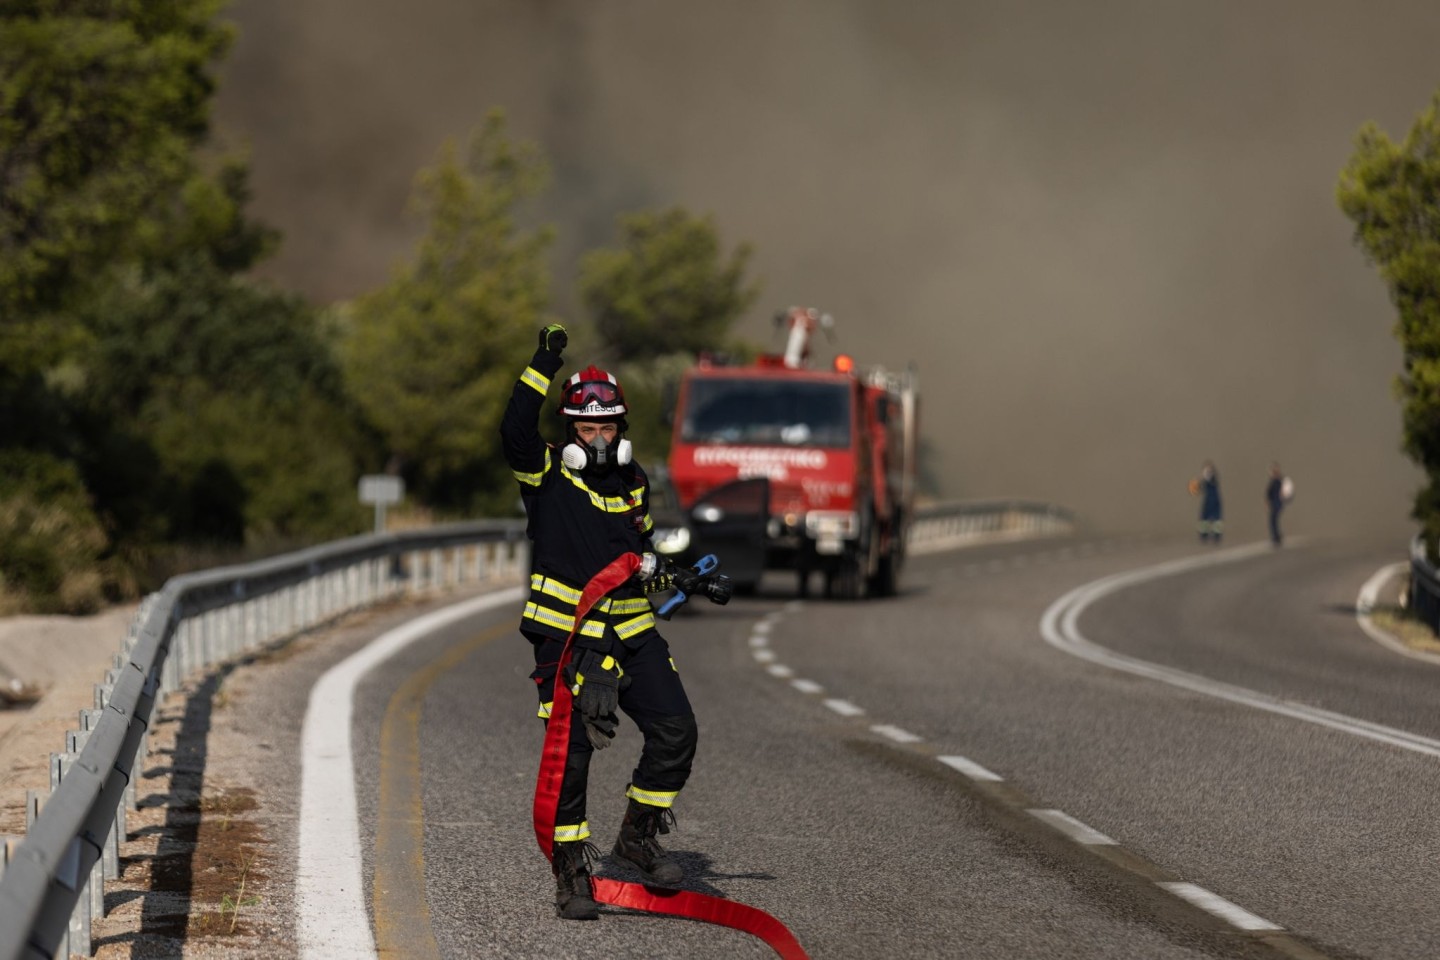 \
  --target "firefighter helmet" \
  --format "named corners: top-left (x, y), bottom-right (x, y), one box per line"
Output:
top-left (558, 366), bottom-right (628, 419)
